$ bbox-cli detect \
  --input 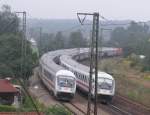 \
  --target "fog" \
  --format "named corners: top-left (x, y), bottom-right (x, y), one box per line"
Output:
top-left (0, 0), bottom-right (150, 21)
